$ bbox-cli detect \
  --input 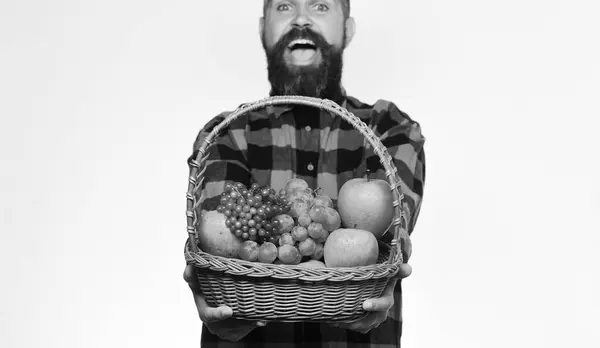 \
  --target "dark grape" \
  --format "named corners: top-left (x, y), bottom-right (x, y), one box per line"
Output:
top-left (254, 216), bottom-right (262, 223)
top-left (224, 183), bottom-right (233, 192)
top-left (280, 197), bottom-right (289, 206)
top-left (245, 212), bottom-right (252, 220)
top-left (265, 207), bottom-right (272, 216)
top-left (223, 209), bottom-right (232, 217)
top-left (261, 188), bottom-right (270, 197)
top-left (247, 198), bottom-right (255, 206)
top-left (216, 205), bottom-right (224, 213)
top-left (249, 207), bottom-right (257, 215)
top-left (258, 229), bottom-right (266, 237)
top-left (226, 202), bottom-right (234, 210)
top-left (257, 208), bottom-right (265, 216)
top-left (249, 235), bottom-right (257, 242)
top-left (224, 219), bottom-right (231, 227)
top-left (241, 219), bottom-right (248, 226)
top-left (279, 189), bottom-right (286, 196)
top-left (265, 223), bottom-right (273, 231)
top-left (234, 230), bottom-right (242, 237)
top-left (251, 183), bottom-right (260, 191)
top-left (220, 197), bottom-right (228, 205)
top-left (234, 221), bottom-right (242, 229)
top-left (254, 195), bottom-right (262, 203)
top-left (243, 205), bottom-right (251, 212)
top-left (249, 228), bottom-right (257, 236)
top-left (241, 189), bottom-right (248, 196)
top-left (248, 219), bottom-right (256, 227)
top-left (230, 191), bottom-right (239, 199)
top-left (235, 205), bottom-right (243, 214)
top-left (238, 197), bottom-right (246, 206)
top-left (229, 216), bottom-right (237, 223)
top-left (242, 232), bottom-right (249, 239)
top-left (235, 182), bottom-right (245, 190)
top-left (242, 225), bottom-right (249, 232)
top-left (268, 236), bottom-right (277, 244)
top-left (265, 231), bottom-right (271, 237)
